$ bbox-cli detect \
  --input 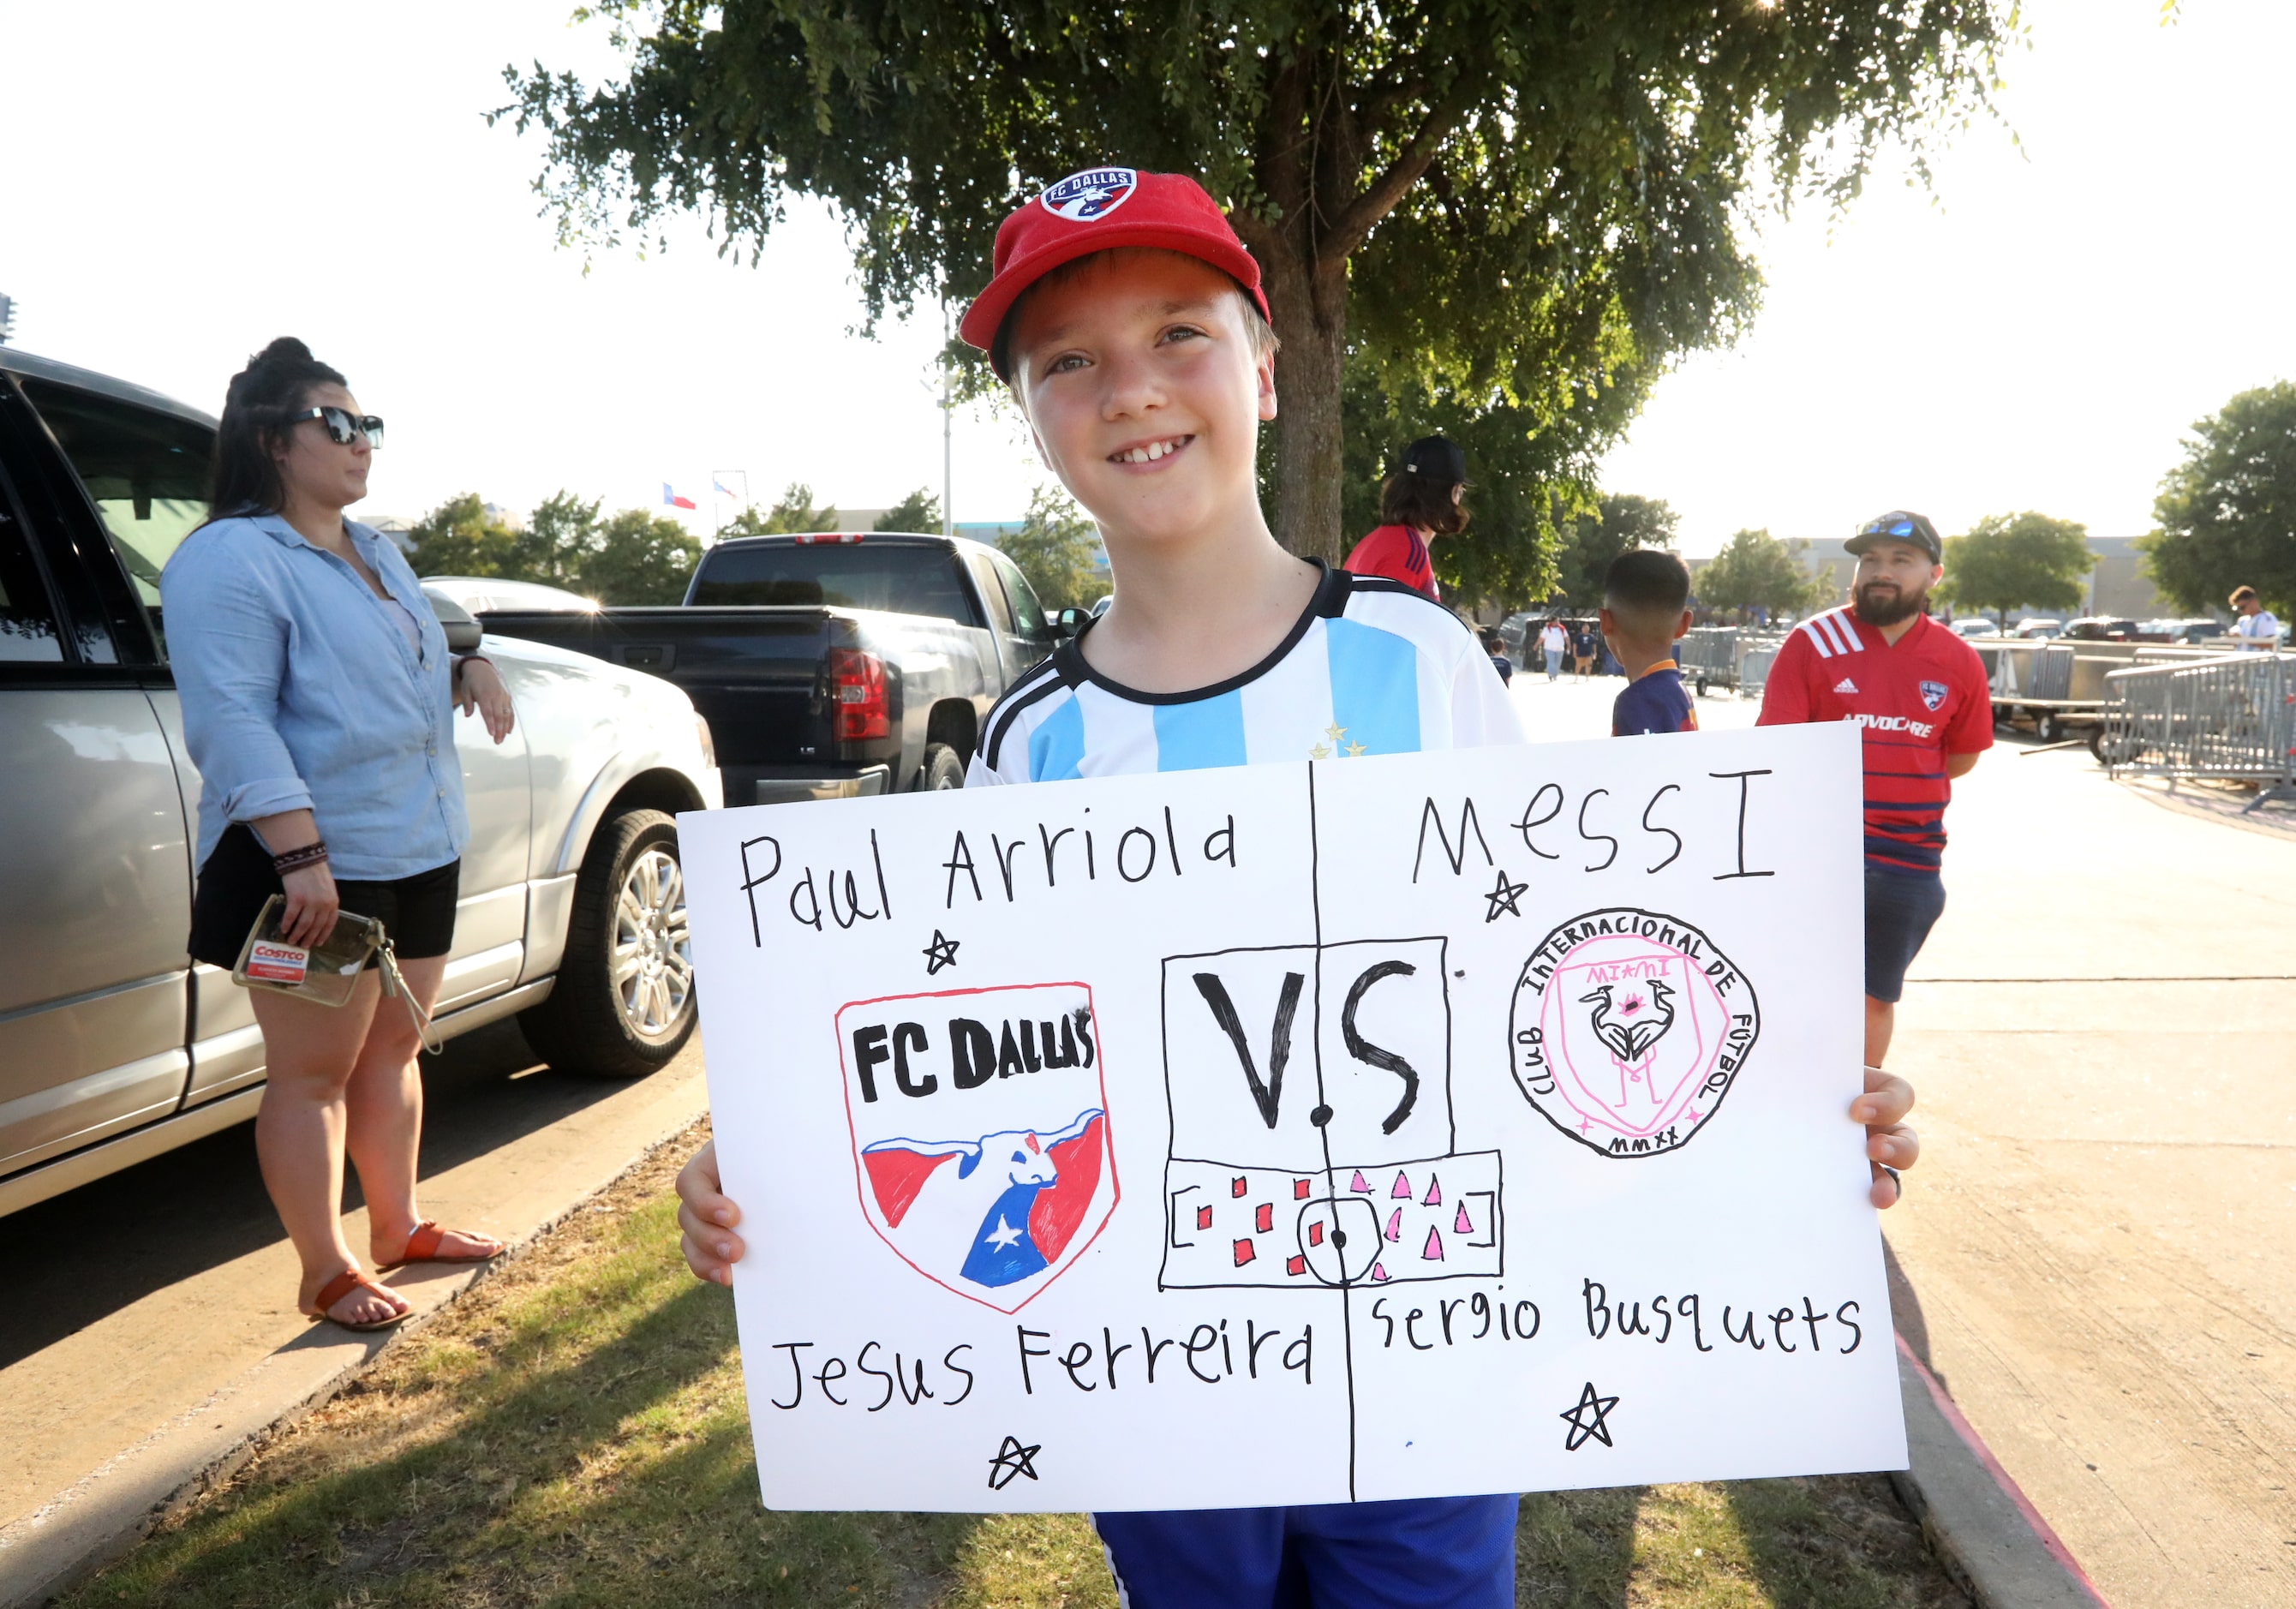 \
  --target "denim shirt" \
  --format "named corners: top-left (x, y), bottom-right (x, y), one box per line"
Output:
top-left (161, 511), bottom-right (468, 880)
